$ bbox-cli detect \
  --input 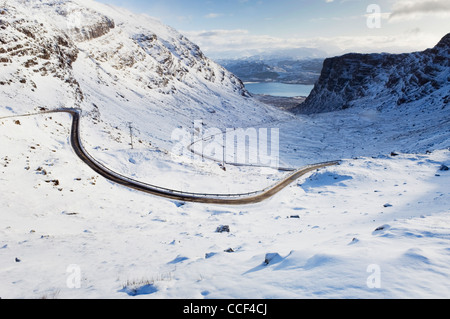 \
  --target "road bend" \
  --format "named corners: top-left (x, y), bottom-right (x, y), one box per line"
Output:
top-left (1, 108), bottom-right (340, 205)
